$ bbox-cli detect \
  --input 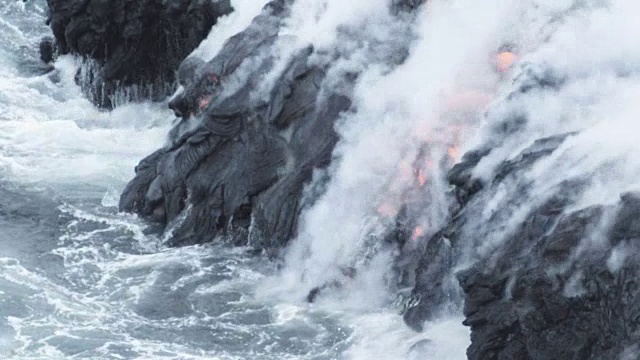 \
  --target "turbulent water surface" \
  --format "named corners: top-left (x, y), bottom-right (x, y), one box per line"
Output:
top-left (0, 1), bottom-right (466, 359)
